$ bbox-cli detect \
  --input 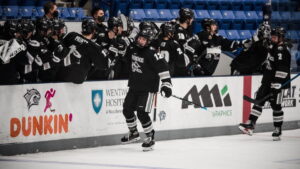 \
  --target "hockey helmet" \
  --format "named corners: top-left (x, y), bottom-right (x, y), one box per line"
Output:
top-left (271, 26), bottom-right (286, 38)
top-left (107, 17), bottom-right (122, 30)
top-left (52, 18), bottom-right (67, 36)
top-left (35, 18), bottom-right (52, 32)
top-left (136, 27), bottom-right (155, 47)
top-left (179, 8), bottom-right (194, 21)
top-left (17, 19), bottom-right (35, 38)
top-left (160, 22), bottom-right (175, 38)
top-left (82, 18), bottom-right (97, 35)
top-left (3, 19), bottom-right (18, 37)
top-left (201, 18), bottom-right (218, 31)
